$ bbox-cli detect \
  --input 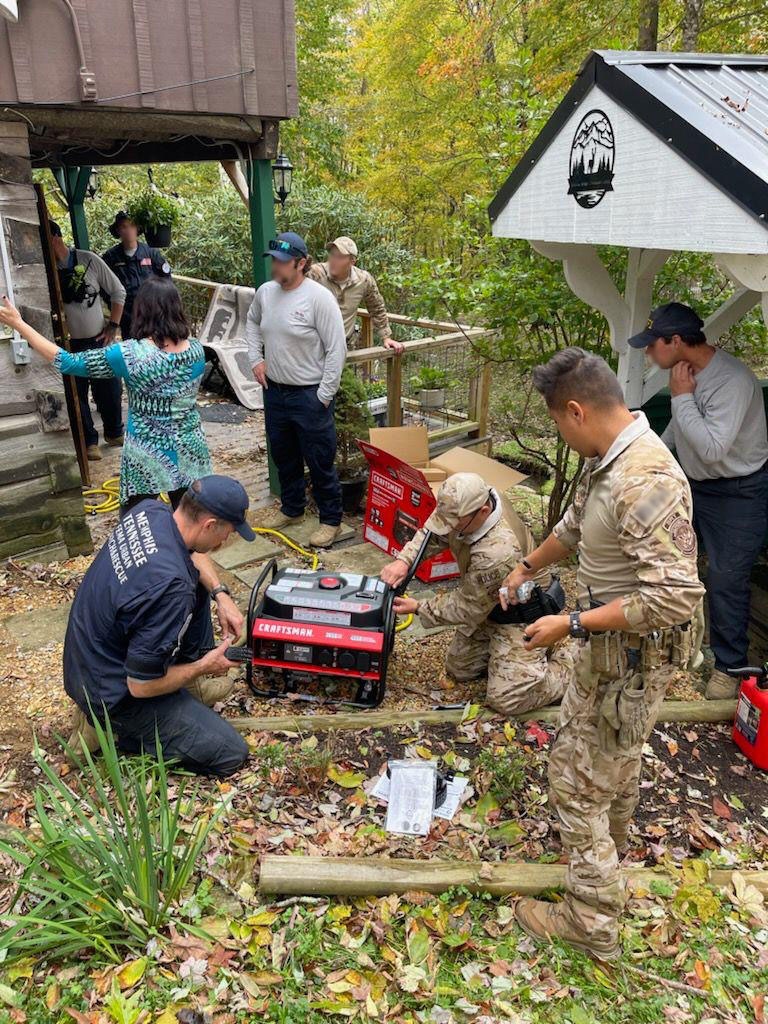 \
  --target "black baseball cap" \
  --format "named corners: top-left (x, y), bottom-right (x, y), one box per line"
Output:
top-left (108, 210), bottom-right (137, 239)
top-left (264, 231), bottom-right (308, 262)
top-left (188, 475), bottom-right (255, 541)
top-left (628, 302), bottom-right (705, 349)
